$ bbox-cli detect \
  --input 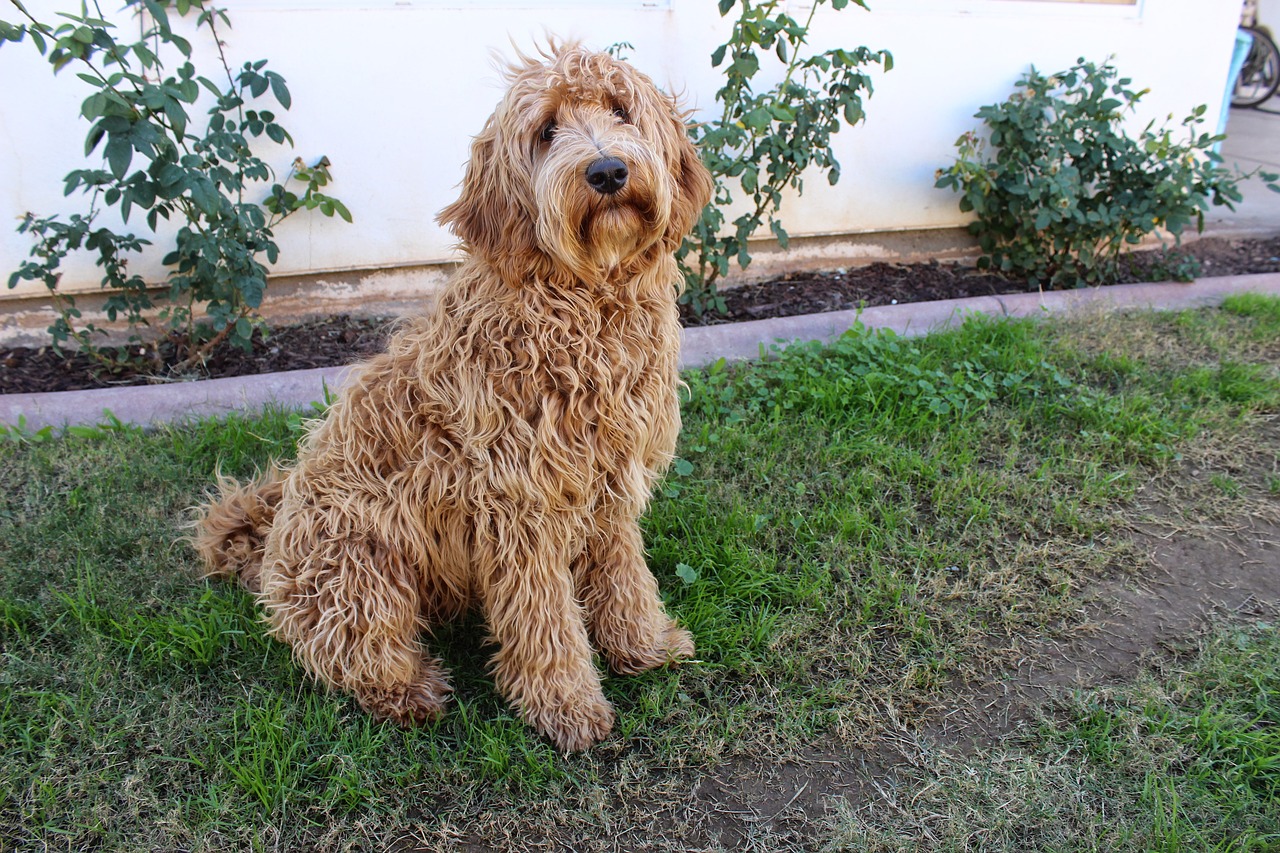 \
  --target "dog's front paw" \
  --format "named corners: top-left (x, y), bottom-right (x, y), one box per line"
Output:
top-left (607, 622), bottom-right (695, 675)
top-left (661, 624), bottom-right (695, 663)
top-left (359, 678), bottom-right (452, 727)
top-left (531, 695), bottom-right (616, 752)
